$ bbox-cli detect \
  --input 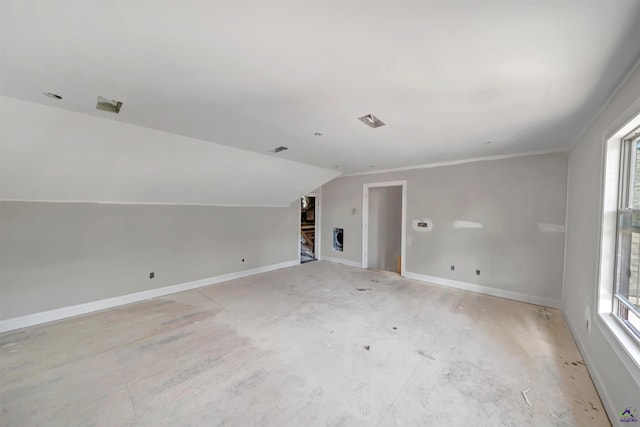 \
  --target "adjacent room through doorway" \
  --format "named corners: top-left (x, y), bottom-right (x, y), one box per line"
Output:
top-left (300, 195), bottom-right (316, 263)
